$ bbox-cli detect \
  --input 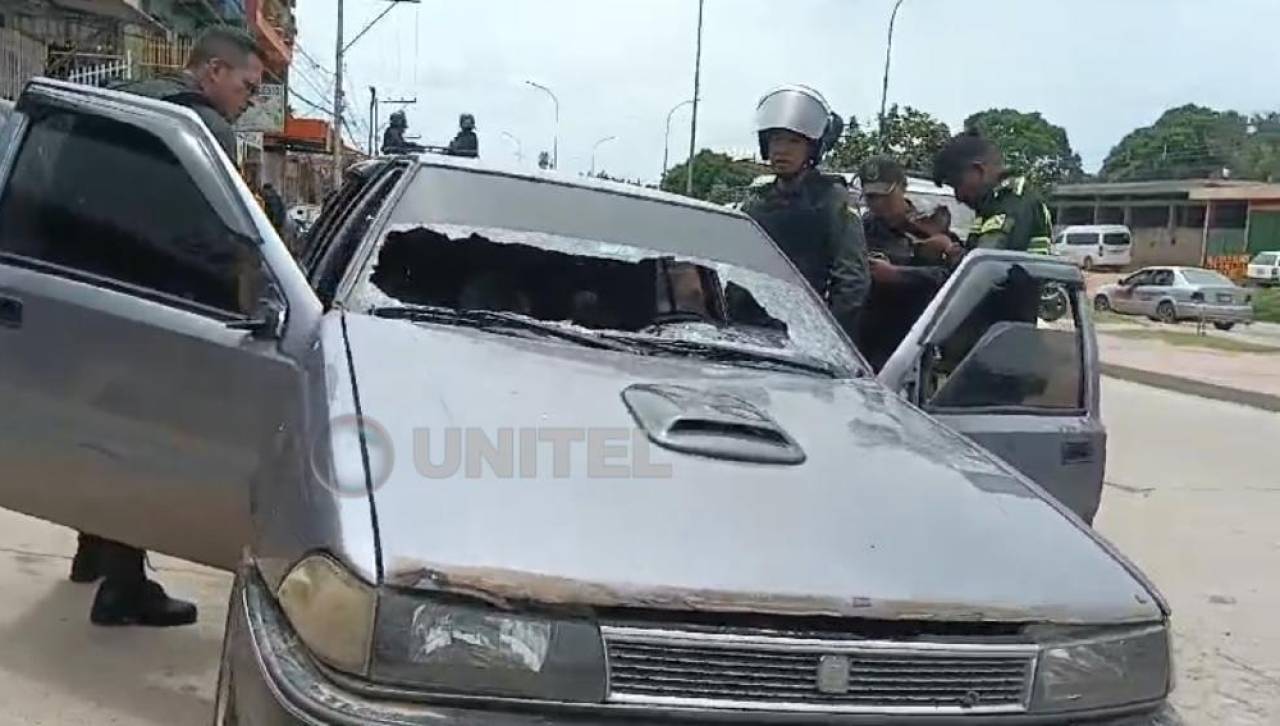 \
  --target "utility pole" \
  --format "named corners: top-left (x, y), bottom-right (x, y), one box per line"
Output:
top-left (367, 86), bottom-right (377, 154)
top-left (332, 0), bottom-right (344, 183)
top-left (685, 0), bottom-right (705, 195)
top-left (334, 0), bottom-right (420, 181)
